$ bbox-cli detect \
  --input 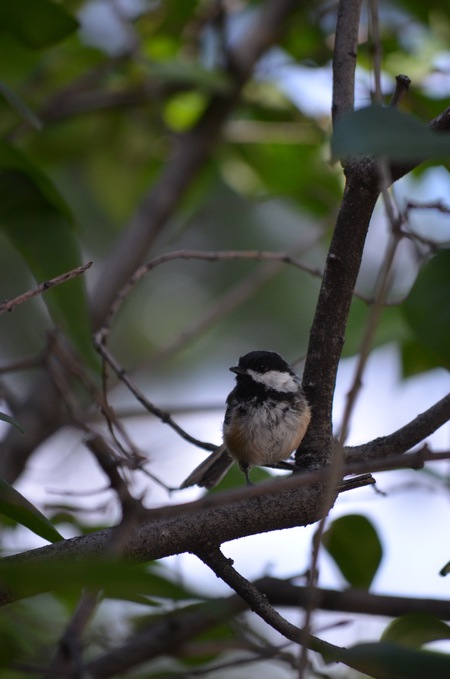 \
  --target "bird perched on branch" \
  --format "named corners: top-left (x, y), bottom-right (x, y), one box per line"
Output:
top-left (181, 350), bottom-right (311, 489)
